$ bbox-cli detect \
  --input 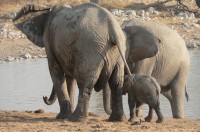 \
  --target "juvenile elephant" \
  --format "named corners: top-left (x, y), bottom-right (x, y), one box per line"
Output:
top-left (105, 19), bottom-right (190, 119)
top-left (122, 74), bottom-right (164, 123)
